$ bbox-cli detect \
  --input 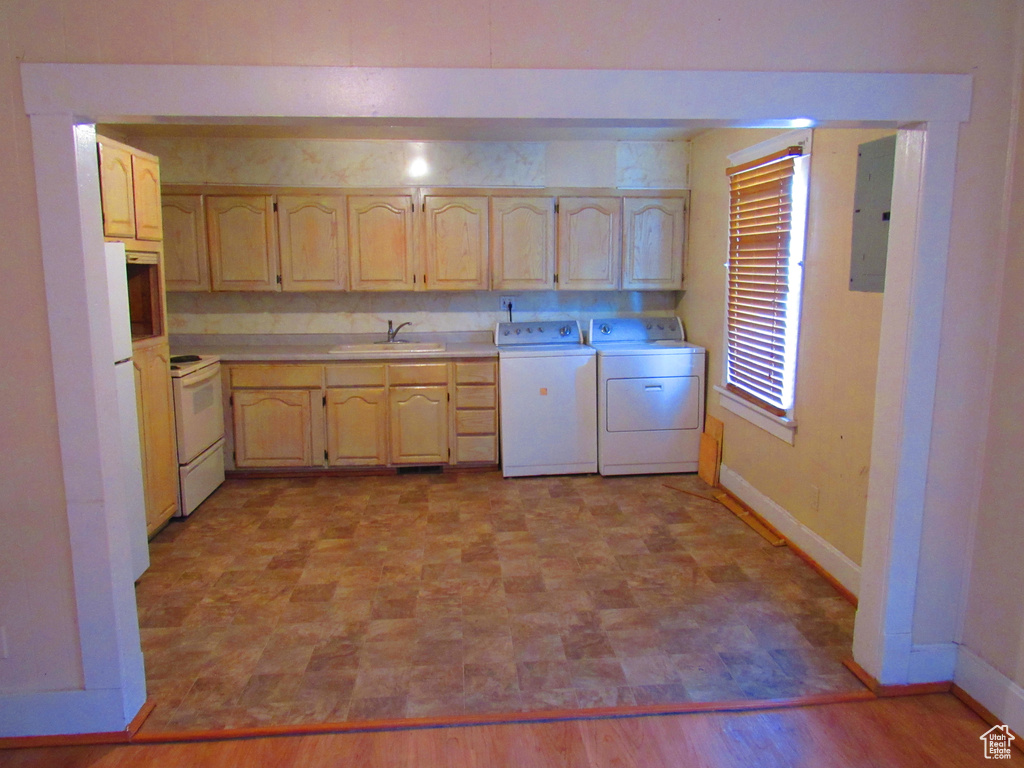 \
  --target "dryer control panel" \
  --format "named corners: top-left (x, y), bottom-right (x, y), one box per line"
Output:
top-left (588, 317), bottom-right (684, 343)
